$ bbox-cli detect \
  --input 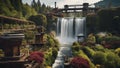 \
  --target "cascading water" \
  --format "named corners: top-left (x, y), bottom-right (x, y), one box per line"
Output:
top-left (56, 17), bottom-right (86, 44)
top-left (52, 17), bottom-right (86, 68)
